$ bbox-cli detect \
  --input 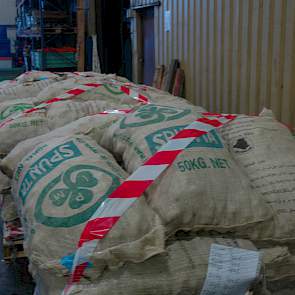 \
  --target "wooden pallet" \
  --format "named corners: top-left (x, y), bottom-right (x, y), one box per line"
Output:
top-left (3, 239), bottom-right (26, 263)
